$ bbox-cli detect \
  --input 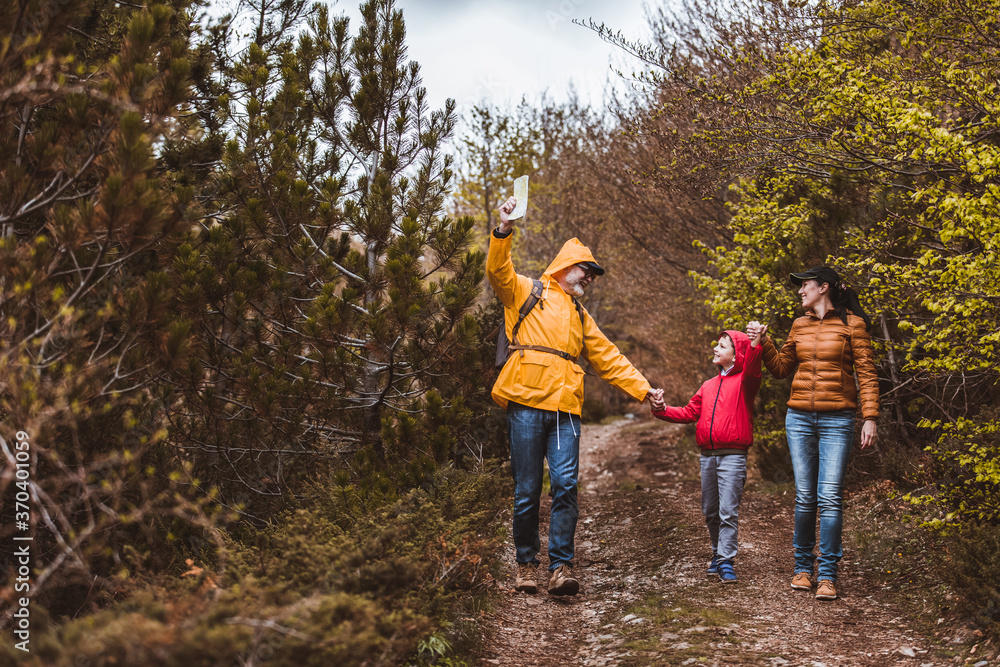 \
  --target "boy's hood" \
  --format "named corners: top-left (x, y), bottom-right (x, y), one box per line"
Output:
top-left (721, 329), bottom-right (751, 374)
